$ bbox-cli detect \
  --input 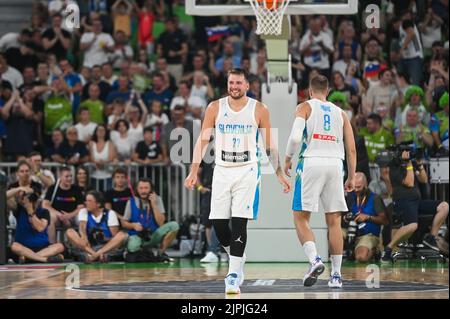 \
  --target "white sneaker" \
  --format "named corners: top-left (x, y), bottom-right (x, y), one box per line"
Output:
top-left (200, 252), bottom-right (219, 263)
top-left (303, 256), bottom-right (325, 287)
top-left (328, 272), bottom-right (343, 288)
top-left (225, 273), bottom-right (240, 294)
top-left (239, 253), bottom-right (247, 286)
top-left (219, 252), bottom-right (229, 262)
